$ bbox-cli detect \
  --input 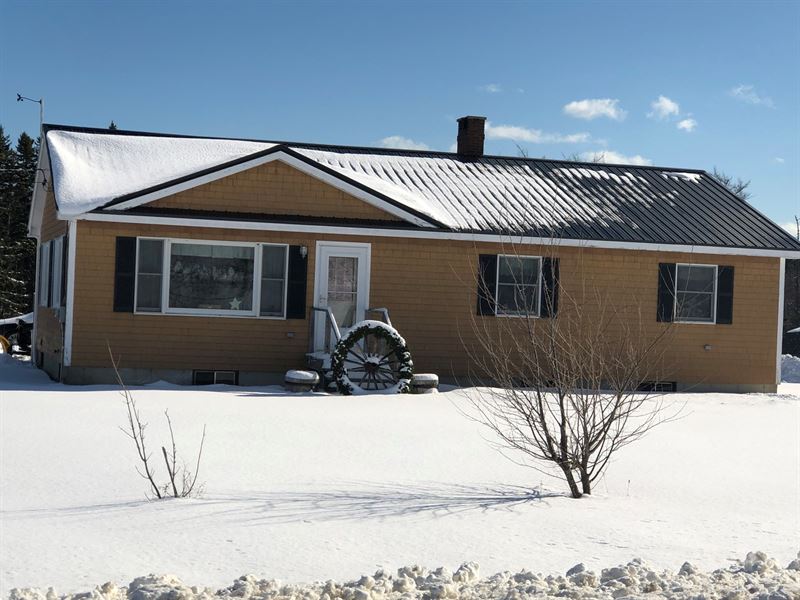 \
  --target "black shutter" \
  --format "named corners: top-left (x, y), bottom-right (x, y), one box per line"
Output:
top-left (61, 234), bottom-right (68, 308)
top-left (540, 257), bottom-right (560, 318)
top-left (113, 237), bottom-right (136, 313)
top-left (286, 245), bottom-right (308, 319)
top-left (656, 263), bottom-right (676, 322)
top-left (477, 254), bottom-right (497, 315)
top-left (716, 266), bottom-right (734, 325)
